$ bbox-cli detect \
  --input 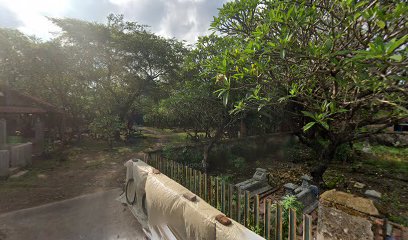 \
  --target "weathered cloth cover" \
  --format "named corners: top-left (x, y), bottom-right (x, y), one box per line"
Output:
top-left (118, 159), bottom-right (264, 240)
